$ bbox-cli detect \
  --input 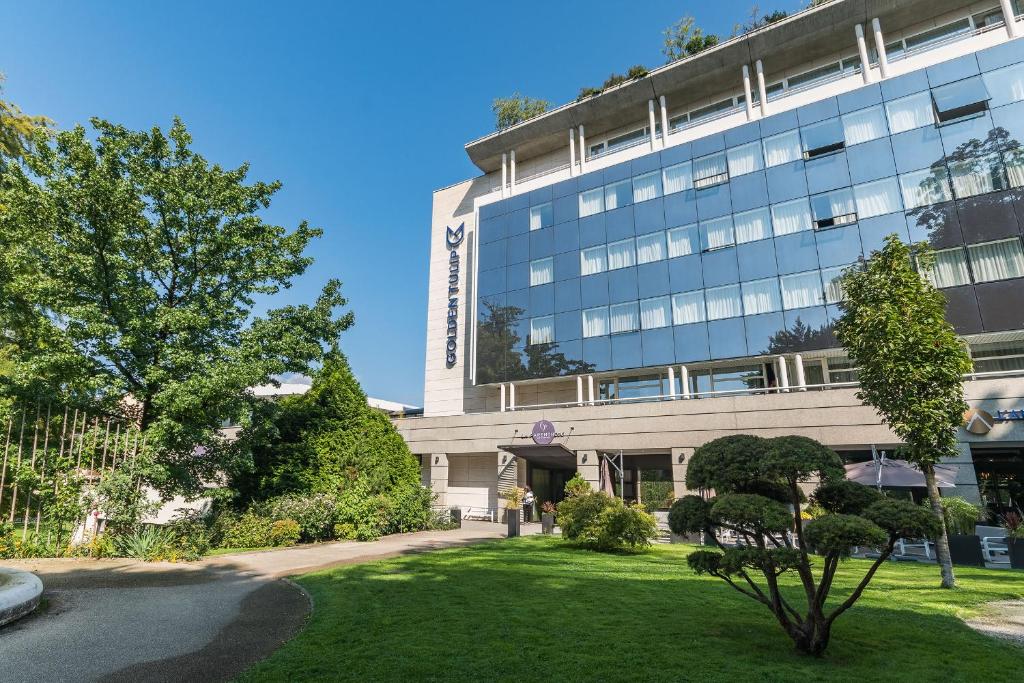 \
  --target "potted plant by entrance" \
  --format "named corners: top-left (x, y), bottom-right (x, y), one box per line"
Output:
top-left (503, 487), bottom-right (524, 538)
top-left (1001, 511), bottom-right (1024, 569)
top-left (942, 497), bottom-right (985, 567)
top-left (540, 501), bottom-right (556, 534)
